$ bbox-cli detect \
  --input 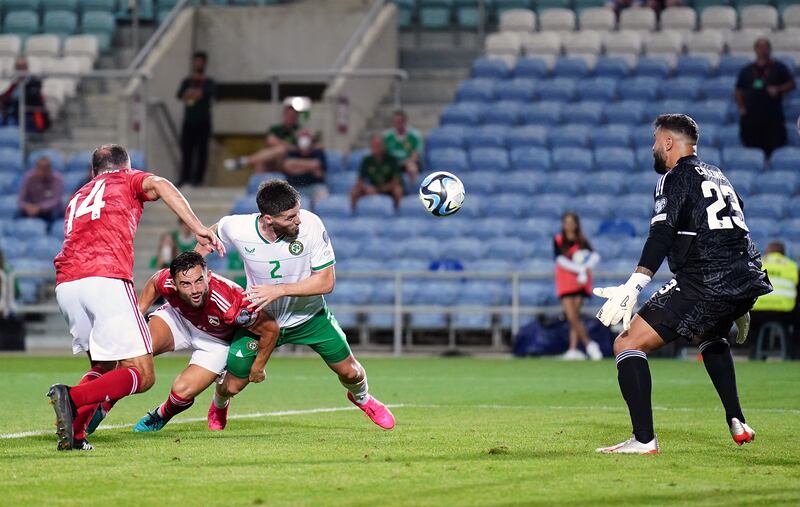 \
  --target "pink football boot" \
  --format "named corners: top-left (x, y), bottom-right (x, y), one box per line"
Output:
top-left (207, 401), bottom-right (228, 431)
top-left (347, 392), bottom-right (395, 430)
